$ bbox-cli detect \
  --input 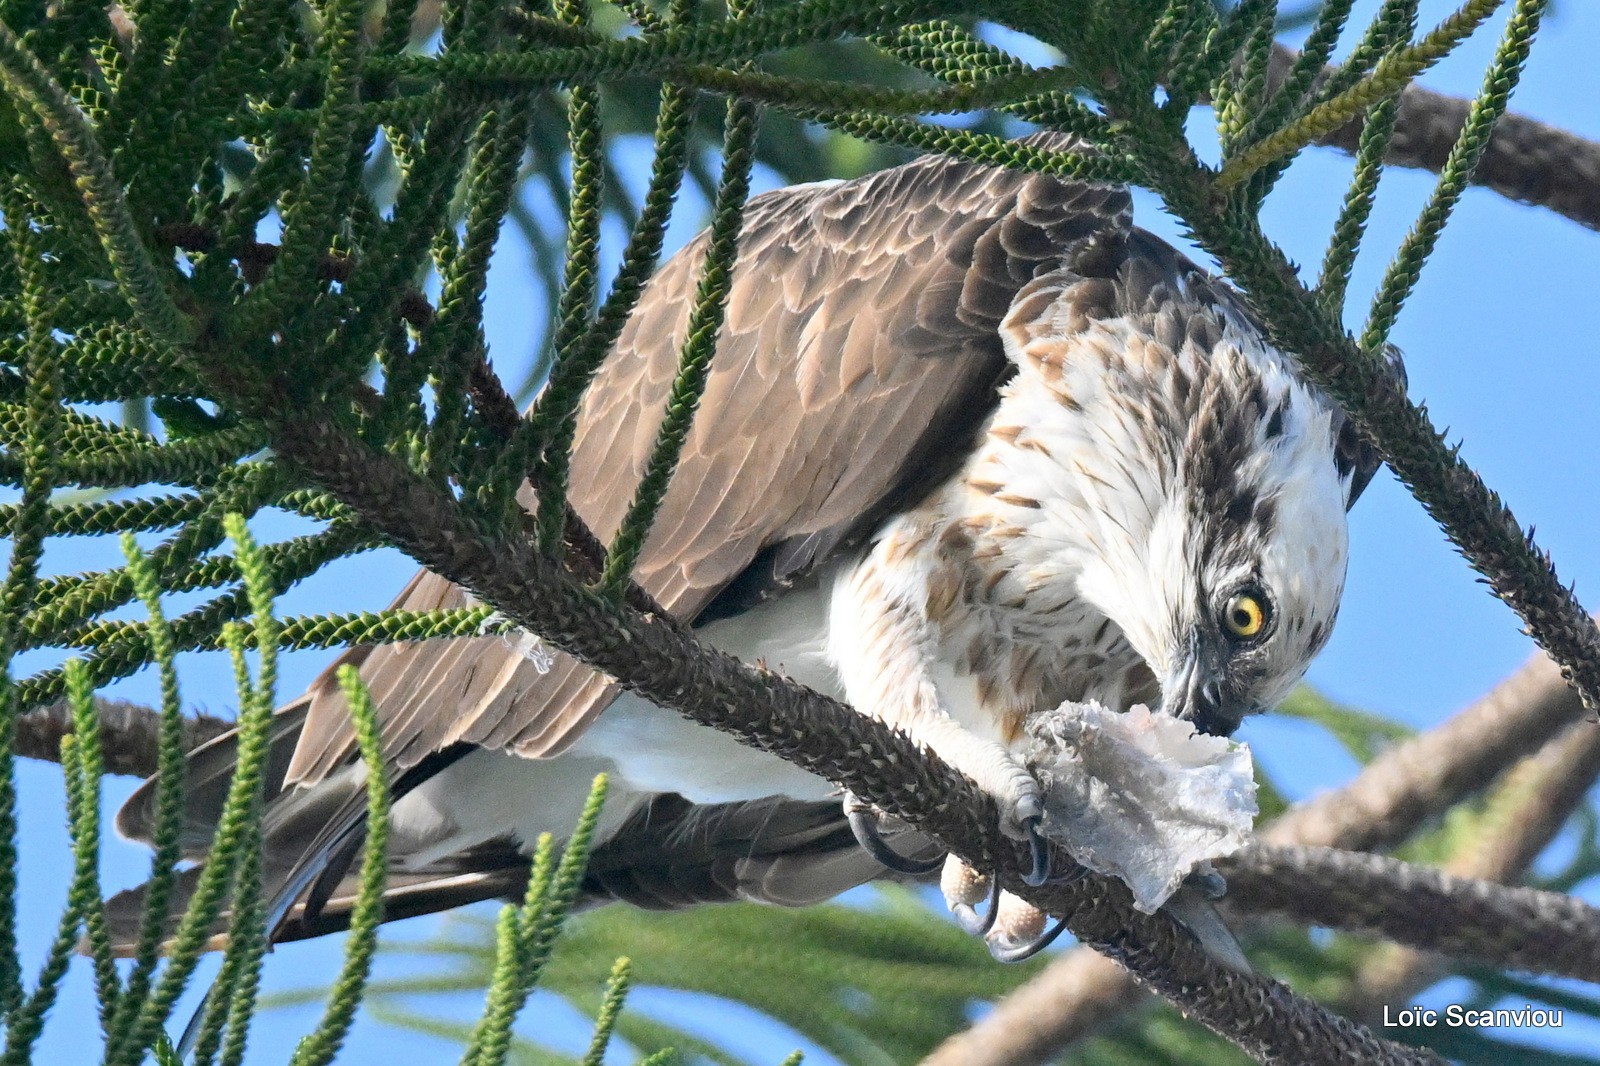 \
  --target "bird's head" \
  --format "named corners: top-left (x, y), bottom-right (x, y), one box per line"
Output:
top-left (1049, 325), bottom-right (1357, 737)
top-left (997, 235), bottom-right (1390, 737)
top-left (1138, 437), bottom-right (1352, 738)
